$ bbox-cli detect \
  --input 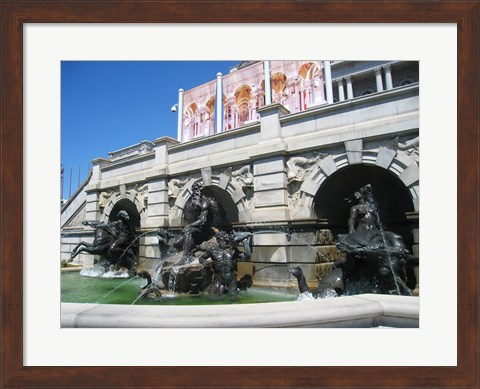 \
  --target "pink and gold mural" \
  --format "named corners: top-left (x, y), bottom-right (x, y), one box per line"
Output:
top-left (181, 61), bottom-right (324, 141)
